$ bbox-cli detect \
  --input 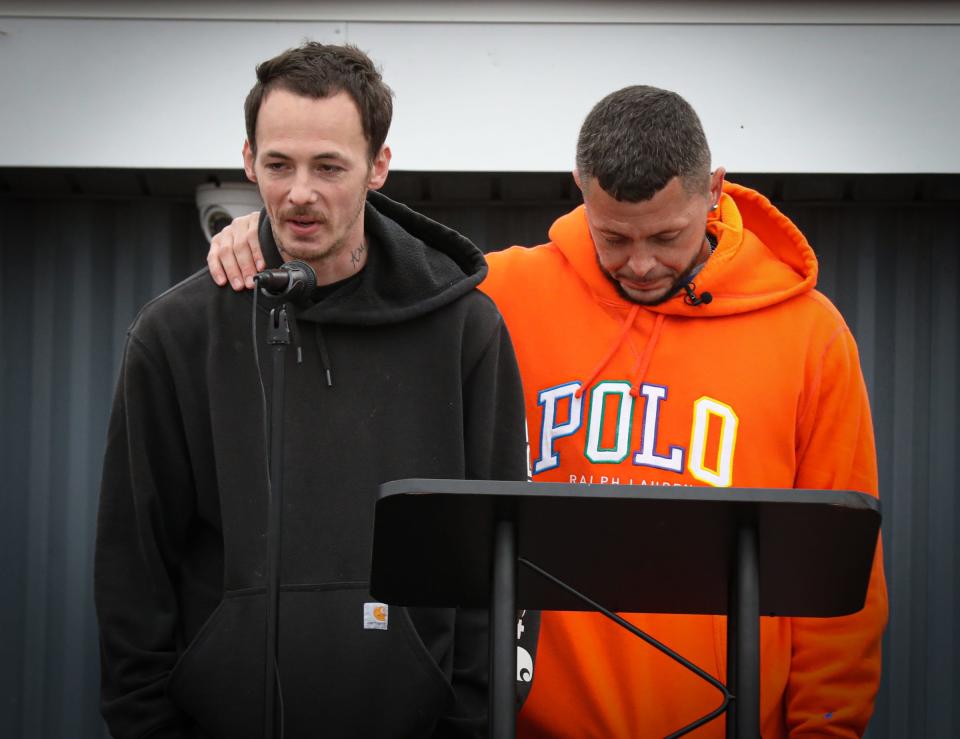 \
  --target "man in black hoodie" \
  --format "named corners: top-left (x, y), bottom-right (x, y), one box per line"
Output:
top-left (95, 42), bottom-right (533, 739)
